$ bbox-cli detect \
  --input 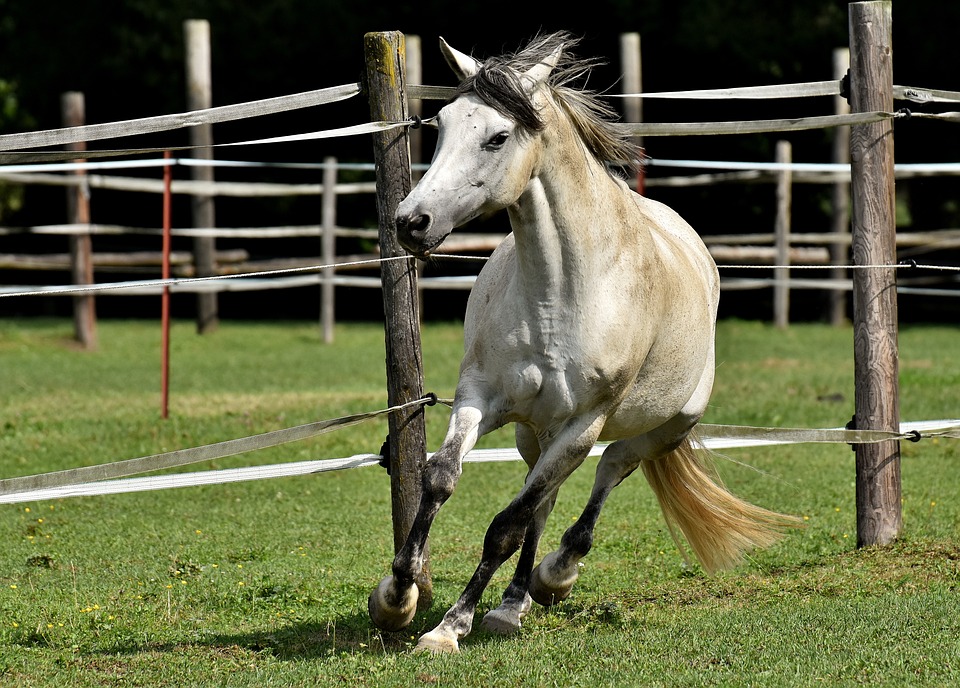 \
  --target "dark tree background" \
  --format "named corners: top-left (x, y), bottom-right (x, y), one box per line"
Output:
top-left (0, 1), bottom-right (957, 321)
